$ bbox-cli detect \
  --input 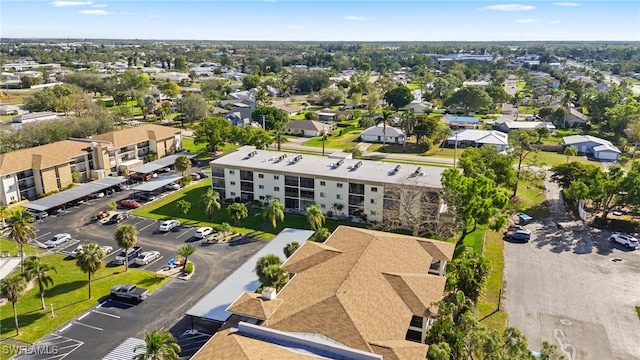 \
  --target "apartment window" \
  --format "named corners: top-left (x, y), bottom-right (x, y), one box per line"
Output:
top-left (259, 195), bottom-right (265, 200)
top-left (258, 185), bottom-right (264, 189)
top-left (370, 210), bottom-right (377, 215)
top-left (370, 199), bottom-right (375, 204)
top-left (320, 192), bottom-right (326, 198)
top-left (274, 187), bottom-right (280, 191)
top-left (258, 174), bottom-right (264, 179)
top-left (336, 194), bottom-right (342, 199)
top-left (321, 204), bottom-right (326, 208)
top-left (230, 192), bottom-right (236, 196)
top-left (320, 181), bottom-right (326, 186)
top-left (229, 170), bottom-right (235, 175)
top-left (371, 187), bottom-right (378, 192)
top-left (230, 181), bottom-right (236, 185)
top-left (274, 175), bottom-right (280, 180)
top-left (337, 183), bottom-right (343, 188)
